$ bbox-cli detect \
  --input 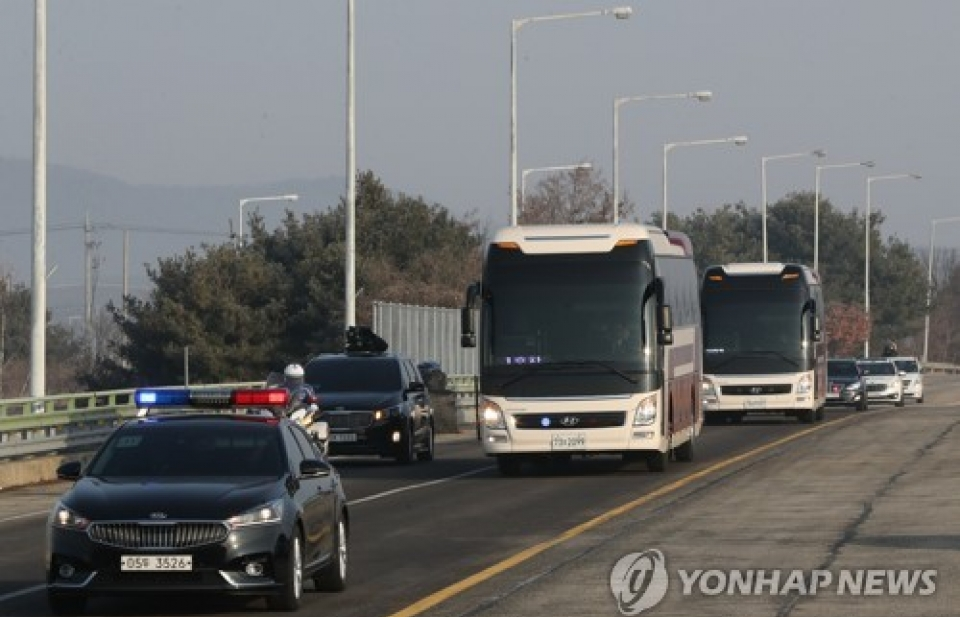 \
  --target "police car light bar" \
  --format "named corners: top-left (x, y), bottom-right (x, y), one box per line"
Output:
top-left (134, 387), bottom-right (289, 409)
